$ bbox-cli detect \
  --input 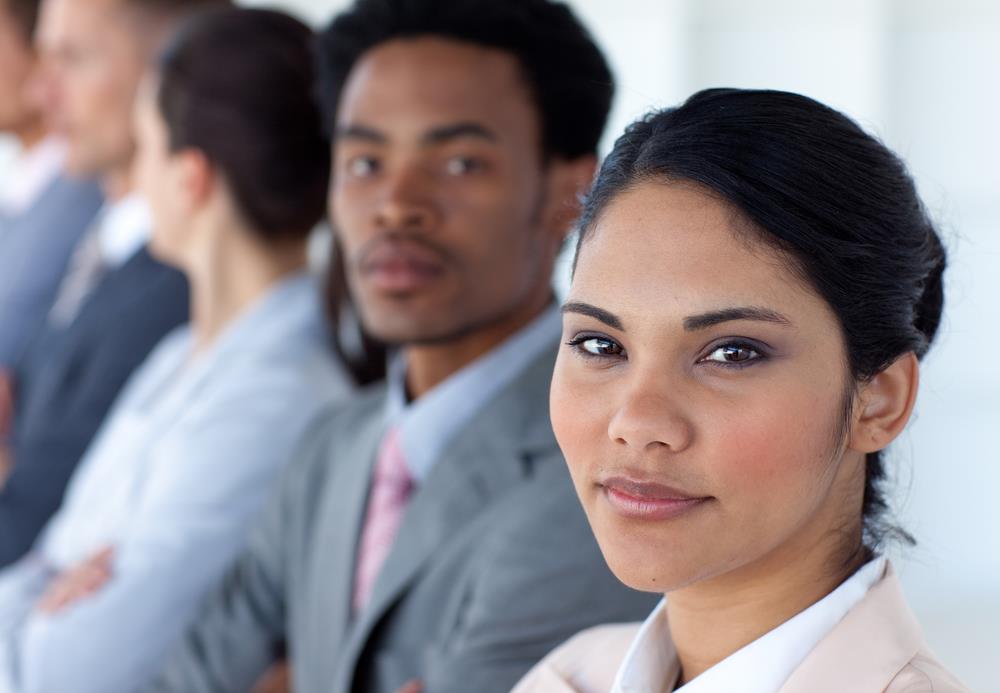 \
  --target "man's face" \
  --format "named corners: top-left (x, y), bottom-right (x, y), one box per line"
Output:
top-left (34, 0), bottom-right (146, 176)
top-left (331, 37), bottom-right (580, 346)
top-left (0, 2), bottom-right (39, 133)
